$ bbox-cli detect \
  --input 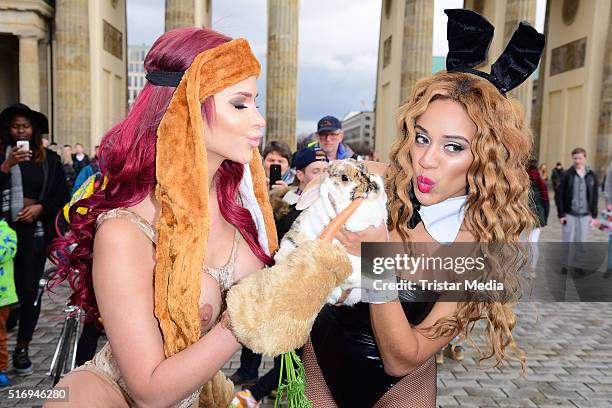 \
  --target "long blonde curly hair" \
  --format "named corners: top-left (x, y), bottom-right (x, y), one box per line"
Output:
top-left (386, 71), bottom-right (535, 372)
